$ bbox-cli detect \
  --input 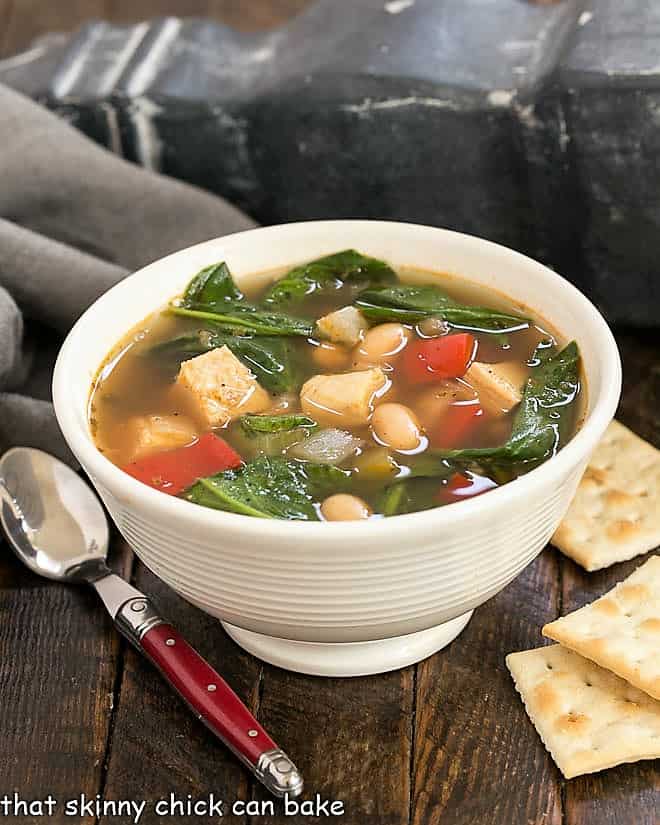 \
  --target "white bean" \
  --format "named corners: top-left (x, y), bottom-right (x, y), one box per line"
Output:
top-left (321, 493), bottom-right (372, 521)
top-left (311, 341), bottom-right (350, 370)
top-left (358, 323), bottom-right (410, 362)
top-left (371, 403), bottom-right (424, 451)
